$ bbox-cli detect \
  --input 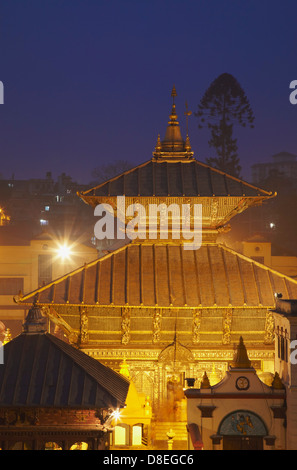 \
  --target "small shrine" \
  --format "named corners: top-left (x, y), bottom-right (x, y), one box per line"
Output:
top-left (185, 336), bottom-right (286, 450)
top-left (0, 302), bottom-right (129, 450)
